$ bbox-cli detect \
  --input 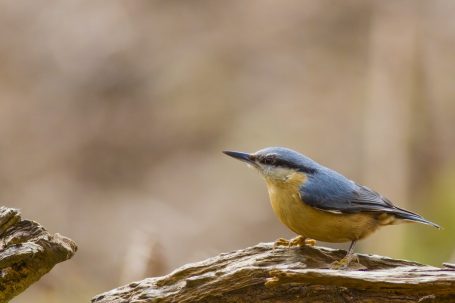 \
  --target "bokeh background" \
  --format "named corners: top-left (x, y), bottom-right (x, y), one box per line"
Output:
top-left (1, 1), bottom-right (454, 302)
